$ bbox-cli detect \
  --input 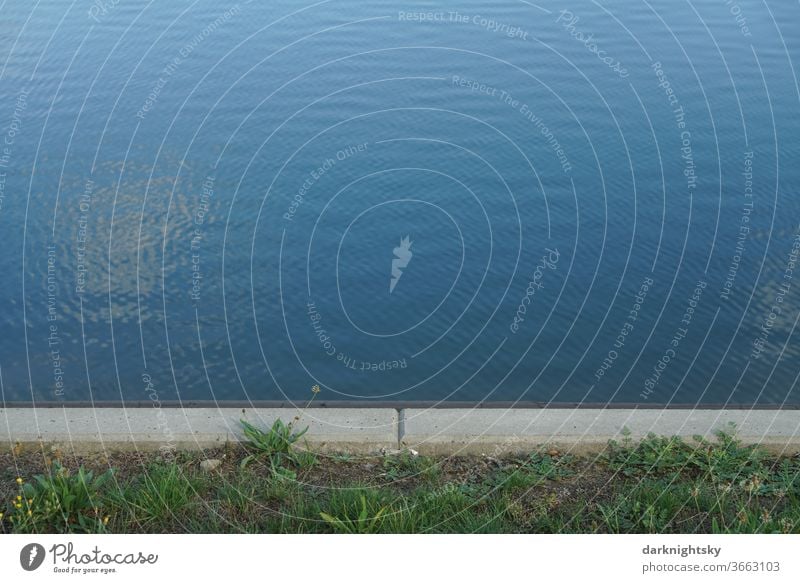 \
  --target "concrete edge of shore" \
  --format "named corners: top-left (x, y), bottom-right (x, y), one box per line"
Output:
top-left (3, 407), bottom-right (799, 455)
